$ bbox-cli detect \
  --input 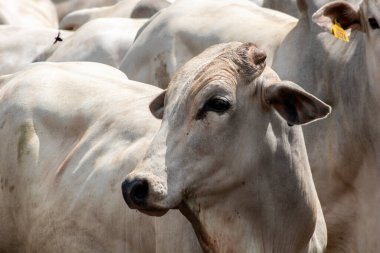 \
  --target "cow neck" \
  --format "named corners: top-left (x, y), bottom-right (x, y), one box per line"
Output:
top-left (308, 28), bottom-right (380, 252)
top-left (180, 126), bottom-right (324, 253)
top-left (314, 17), bottom-right (380, 158)
top-left (274, 14), bottom-right (380, 251)
top-left (365, 39), bottom-right (380, 108)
